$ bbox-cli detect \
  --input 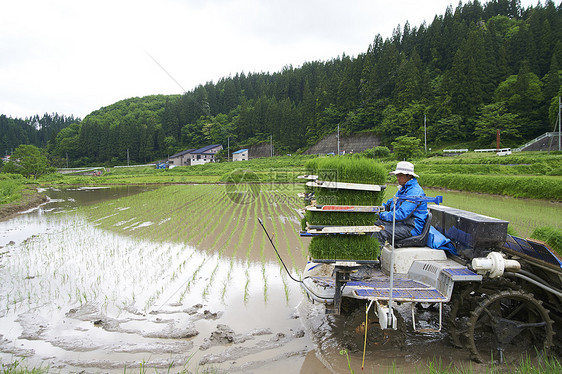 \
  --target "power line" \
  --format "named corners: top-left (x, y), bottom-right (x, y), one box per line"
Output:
top-left (145, 50), bottom-right (187, 93)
